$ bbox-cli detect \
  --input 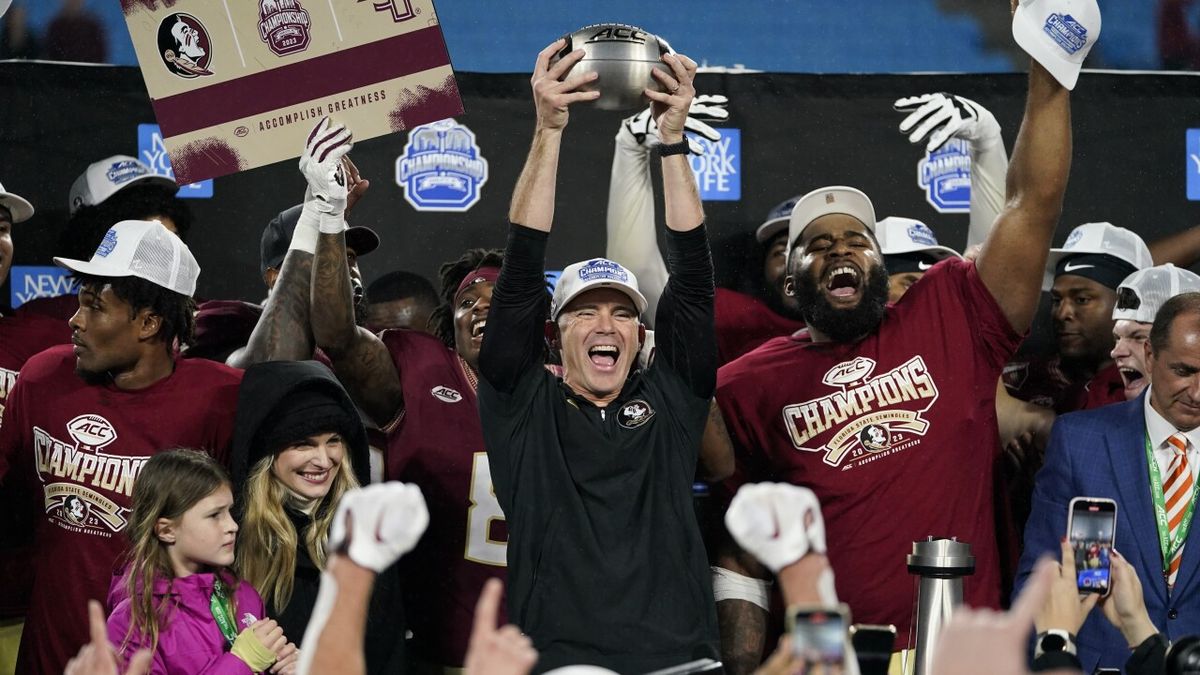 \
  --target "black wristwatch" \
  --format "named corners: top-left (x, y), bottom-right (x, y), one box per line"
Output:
top-left (1035, 629), bottom-right (1077, 657)
top-left (656, 138), bottom-right (691, 157)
